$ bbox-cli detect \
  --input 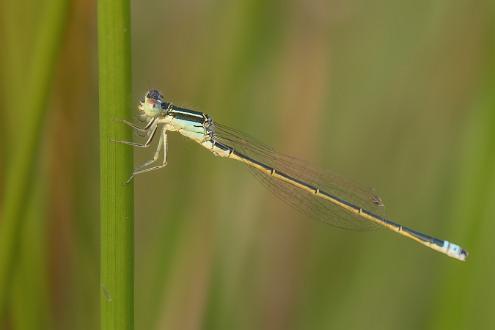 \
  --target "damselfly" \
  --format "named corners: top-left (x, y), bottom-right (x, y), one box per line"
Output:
top-left (115, 89), bottom-right (468, 261)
